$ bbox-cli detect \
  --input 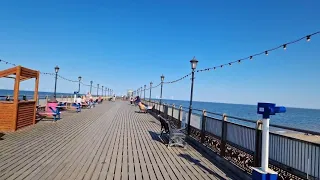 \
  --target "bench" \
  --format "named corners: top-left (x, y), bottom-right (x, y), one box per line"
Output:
top-left (71, 103), bottom-right (81, 112)
top-left (38, 107), bottom-right (61, 121)
top-left (158, 115), bottom-right (186, 148)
